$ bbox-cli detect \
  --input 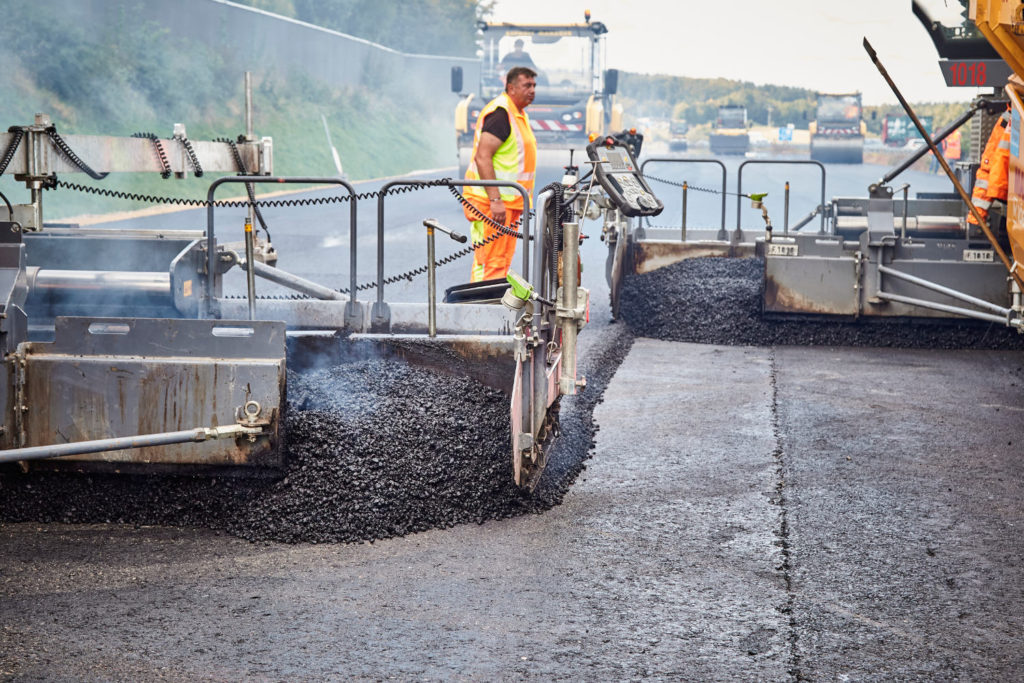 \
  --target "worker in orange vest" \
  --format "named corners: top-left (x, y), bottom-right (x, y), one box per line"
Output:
top-left (462, 66), bottom-right (538, 282)
top-left (942, 127), bottom-right (962, 164)
top-left (968, 108), bottom-right (1010, 227)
